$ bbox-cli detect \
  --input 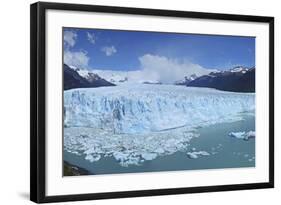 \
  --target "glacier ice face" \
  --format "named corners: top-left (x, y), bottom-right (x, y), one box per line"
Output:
top-left (64, 84), bottom-right (255, 134)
